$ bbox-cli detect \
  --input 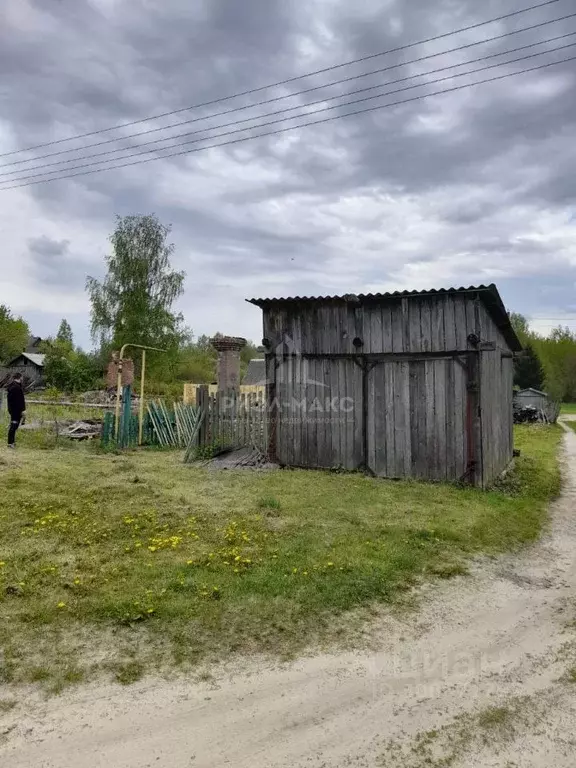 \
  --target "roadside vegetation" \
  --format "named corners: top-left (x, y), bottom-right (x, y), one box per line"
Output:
top-left (0, 423), bottom-right (562, 692)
